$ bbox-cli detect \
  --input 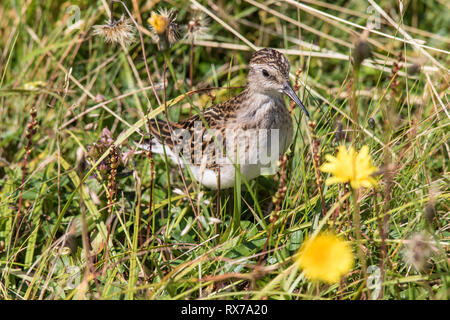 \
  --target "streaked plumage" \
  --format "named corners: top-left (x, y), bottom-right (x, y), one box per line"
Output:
top-left (137, 48), bottom-right (309, 189)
